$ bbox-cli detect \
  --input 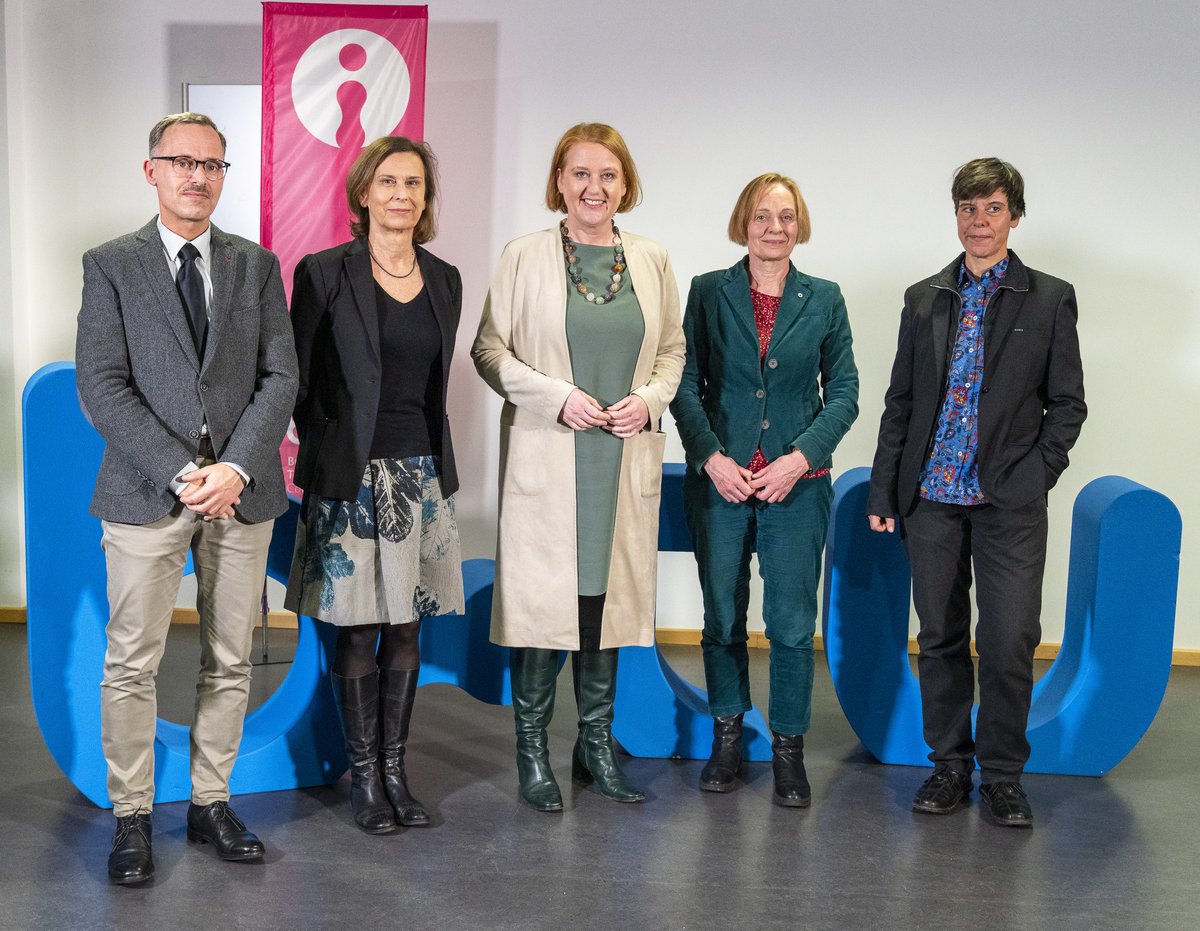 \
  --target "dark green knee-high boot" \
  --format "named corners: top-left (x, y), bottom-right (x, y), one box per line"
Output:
top-left (333, 671), bottom-right (397, 834)
top-left (379, 666), bottom-right (430, 827)
top-left (511, 648), bottom-right (563, 812)
top-left (571, 650), bottom-right (645, 803)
